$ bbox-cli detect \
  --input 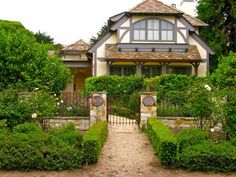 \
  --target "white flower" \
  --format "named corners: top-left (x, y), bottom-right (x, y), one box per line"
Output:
top-left (54, 94), bottom-right (57, 97)
top-left (56, 98), bottom-right (59, 100)
top-left (31, 113), bottom-right (37, 119)
top-left (60, 100), bottom-right (64, 103)
top-left (34, 88), bottom-right (39, 91)
top-left (57, 102), bottom-right (60, 106)
top-left (210, 128), bottom-right (215, 132)
top-left (204, 84), bottom-right (211, 91)
top-left (67, 107), bottom-right (72, 111)
top-left (223, 96), bottom-right (227, 103)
